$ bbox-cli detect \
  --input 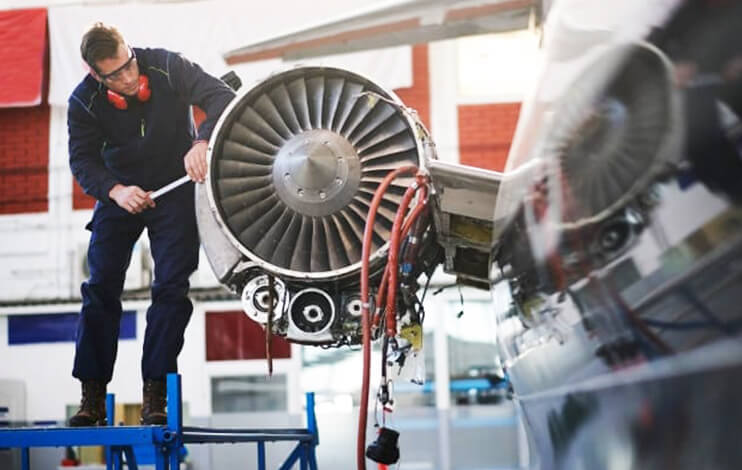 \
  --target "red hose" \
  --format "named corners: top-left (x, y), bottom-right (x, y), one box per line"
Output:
top-left (372, 182), bottom-right (429, 330)
top-left (372, 264), bottom-right (391, 329)
top-left (359, 165), bottom-right (418, 470)
top-left (401, 193), bottom-right (429, 237)
top-left (385, 176), bottom-right (428, 337)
